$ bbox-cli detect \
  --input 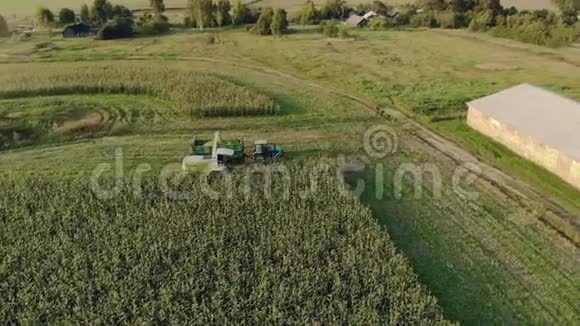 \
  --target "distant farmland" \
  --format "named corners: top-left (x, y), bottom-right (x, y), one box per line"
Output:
top-left (0, 0), bottom-right (556, 19)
